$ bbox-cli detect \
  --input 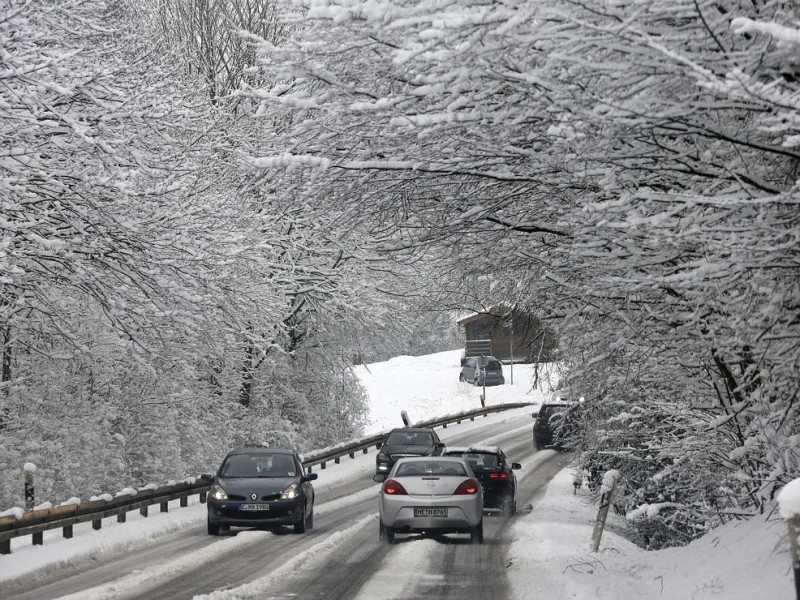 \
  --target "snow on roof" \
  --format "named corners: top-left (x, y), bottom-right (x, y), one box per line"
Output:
top-left (443, 445), bottom-right (500, 454)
